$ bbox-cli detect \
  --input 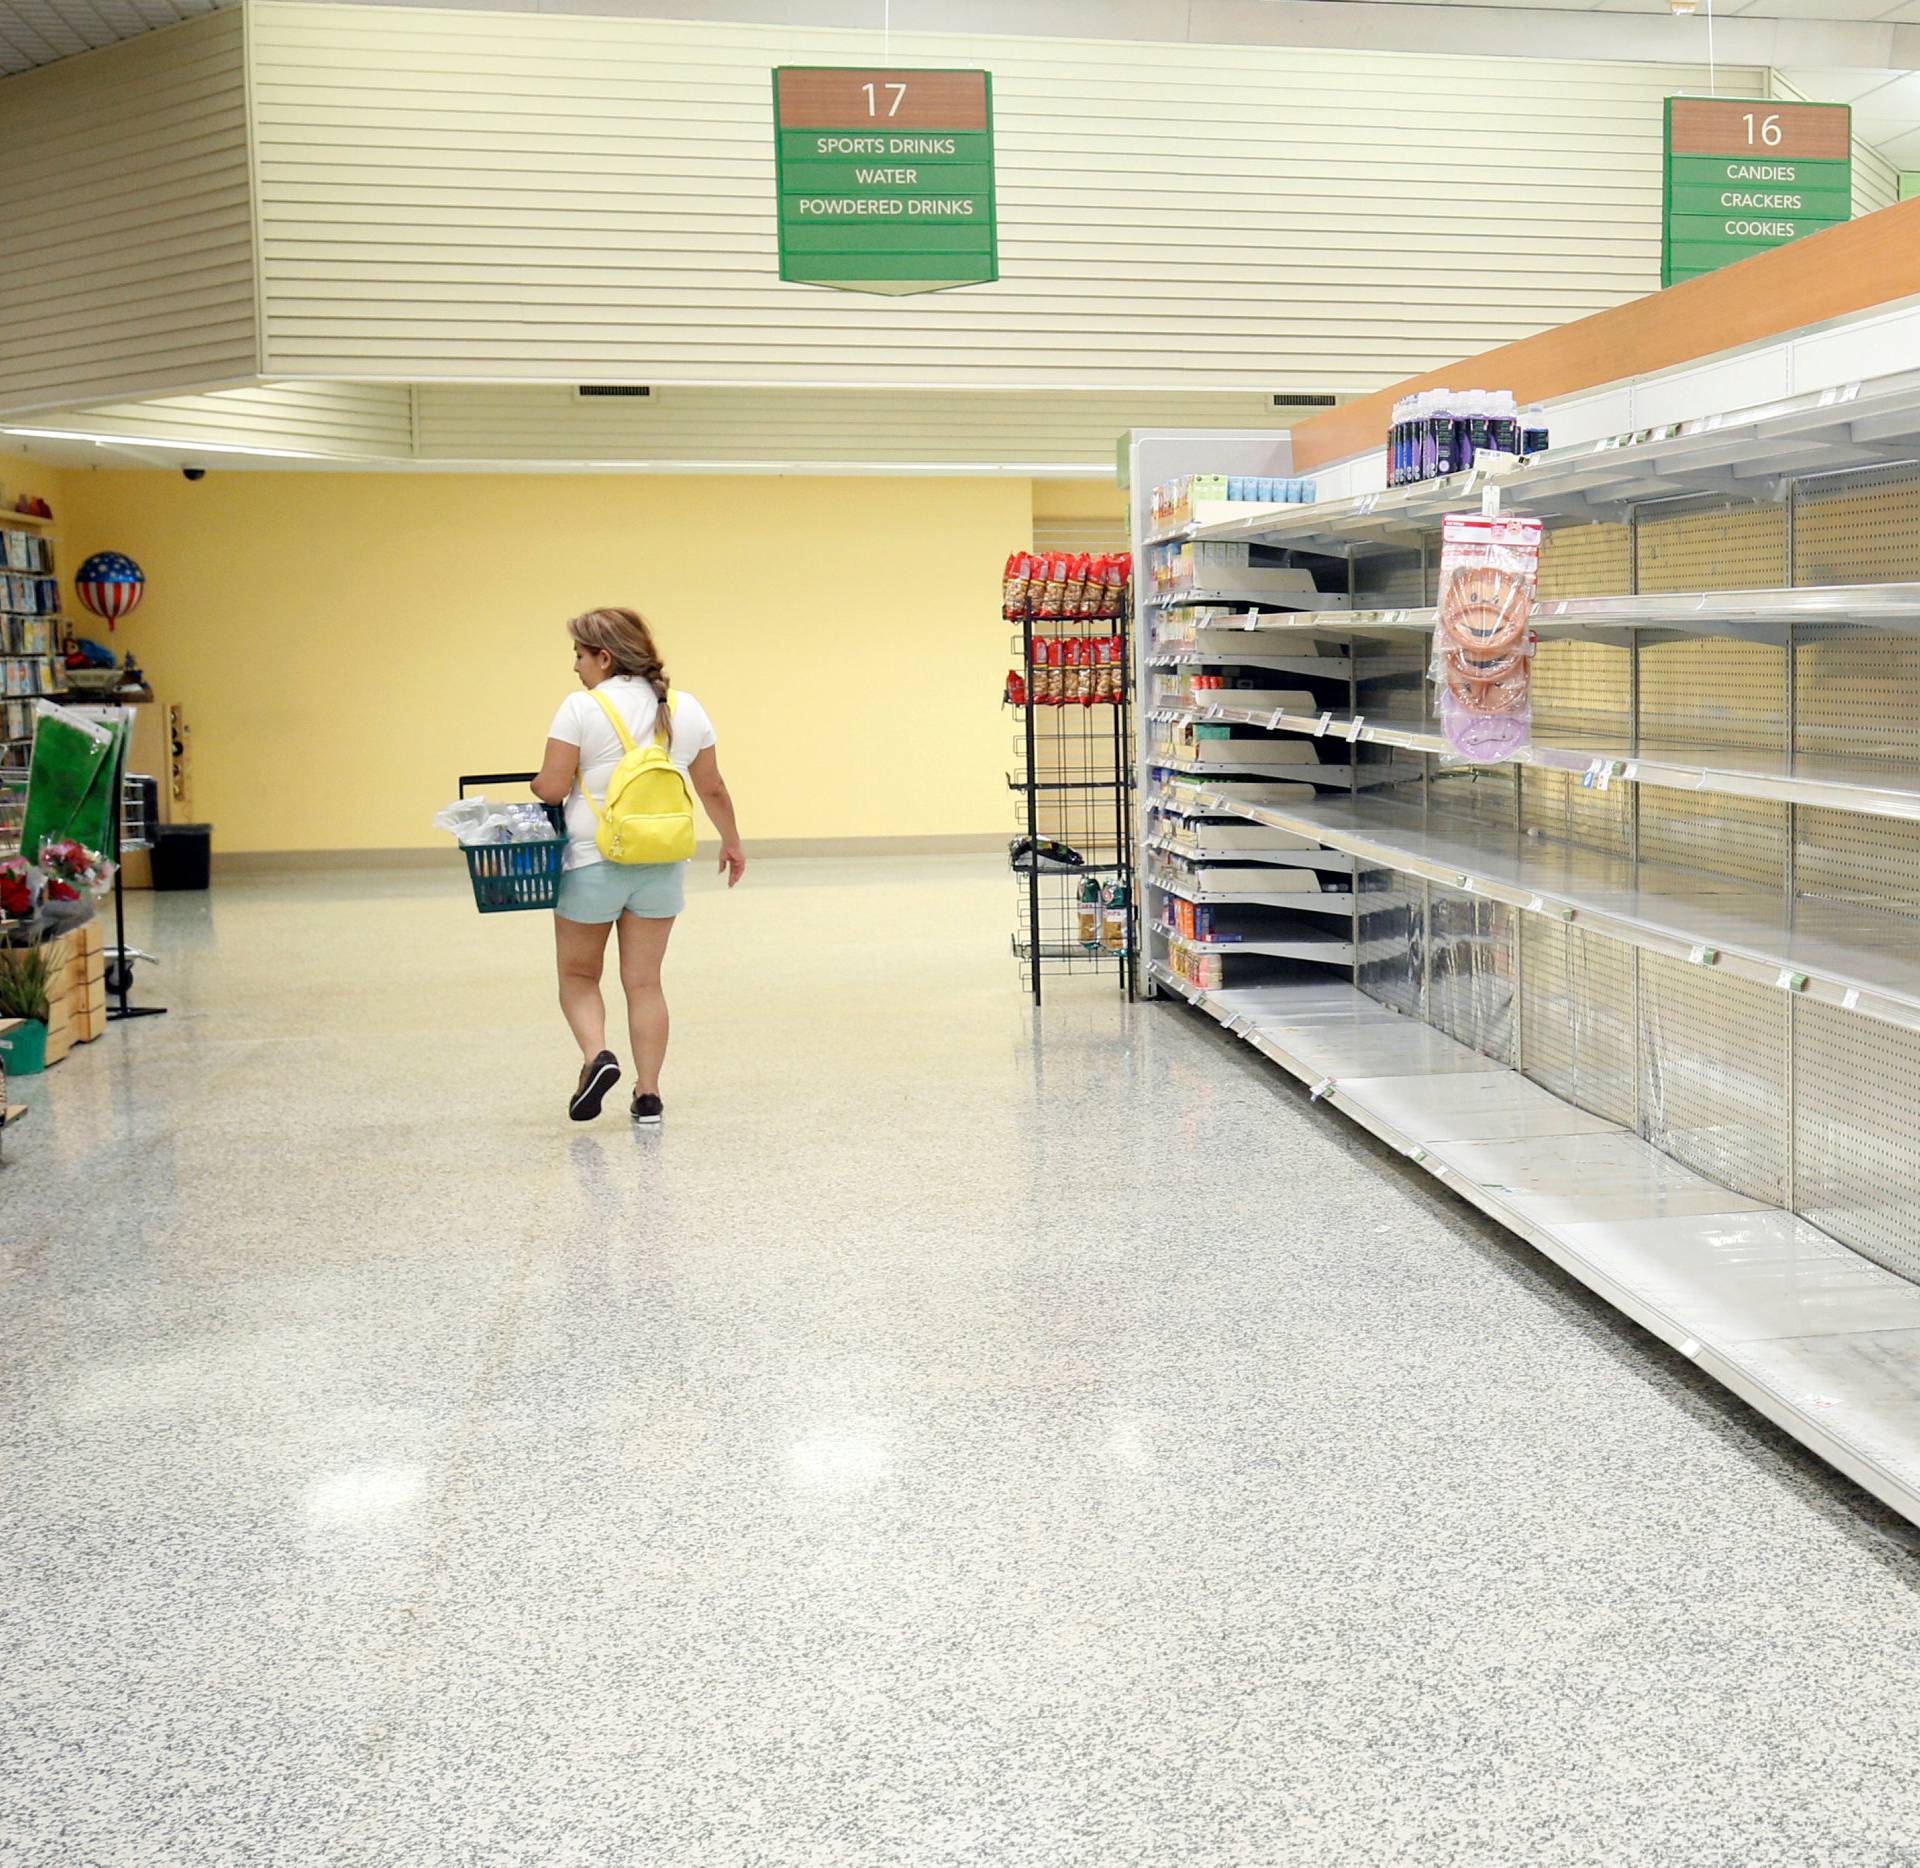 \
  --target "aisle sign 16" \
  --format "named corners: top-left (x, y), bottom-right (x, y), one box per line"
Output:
top-left (773, 67), bottom-right (998, 296)
top-left (1663, 97), bottom-right (1852, 287)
